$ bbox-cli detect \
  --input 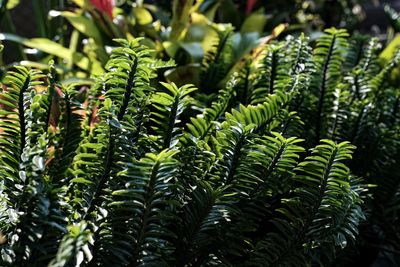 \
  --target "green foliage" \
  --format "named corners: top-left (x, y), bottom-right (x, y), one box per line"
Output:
top-left (250, 141), bottom-right (362, 266)
top-left (150, 82), bottom-right (196, 149)
top-left (0, 26), bottom-right (400, 267)
top-left (385, 4), bottom-right (400, 32)
top-left (200, 24), bottom-right (235, 93)
top-left (308, 28), bottom-right (349, 143)
top-left (0, 0), bottom-right (373, 101)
